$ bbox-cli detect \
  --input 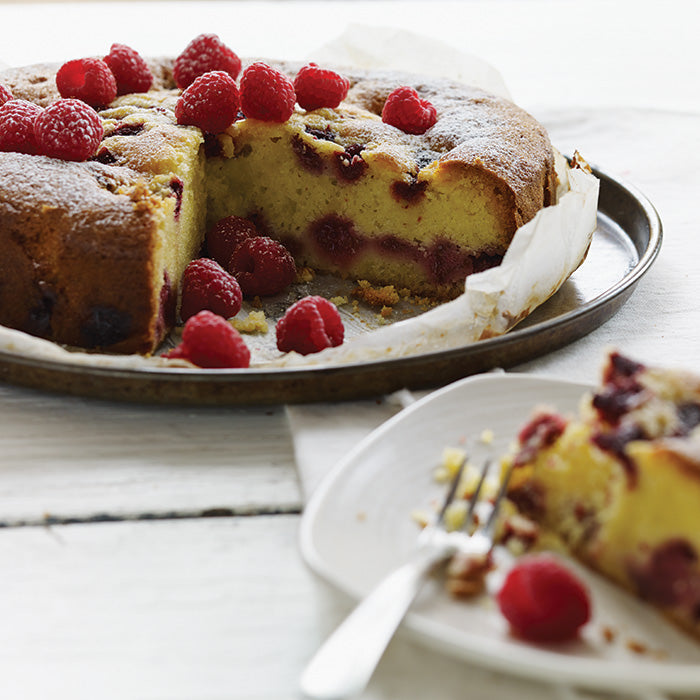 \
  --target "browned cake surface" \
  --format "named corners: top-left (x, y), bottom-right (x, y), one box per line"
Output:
top-left (0, 154), bottom-right (167, 352)
top-left (0, 58), bottom-right (556, 353)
